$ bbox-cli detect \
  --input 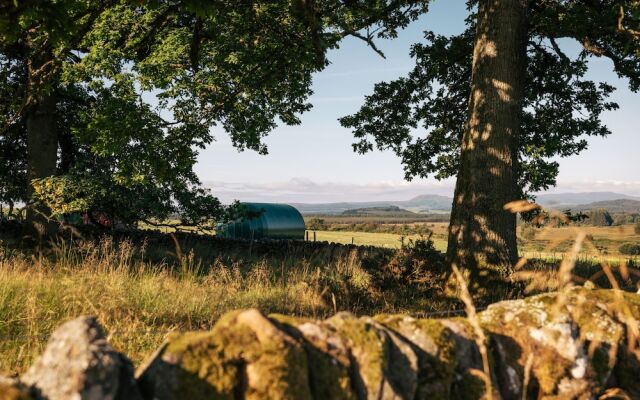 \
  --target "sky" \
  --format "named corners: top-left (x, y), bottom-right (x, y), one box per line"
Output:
top-left (194, 0), bottom-right (640, 204)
